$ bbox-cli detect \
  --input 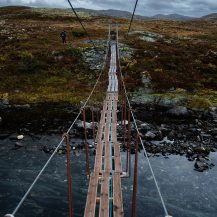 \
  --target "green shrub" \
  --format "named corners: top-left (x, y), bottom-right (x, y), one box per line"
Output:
top-left (0, 54), bottom-right (7, 62)
top-left (72, 29), bottom-right (87, 37)
top-left (65, 43), bottom-right (82, 56)
top-left (17, 51), bottom-right (33, 60)
top-left (188, 96), bottom-right (213, 110)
